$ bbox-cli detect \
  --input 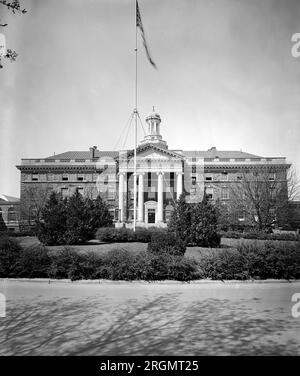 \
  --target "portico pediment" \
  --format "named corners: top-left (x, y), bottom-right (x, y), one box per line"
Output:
top-left (138, 151), bottom-right (169, 160)
top-left (127, 144), bottom-right (184, 161)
